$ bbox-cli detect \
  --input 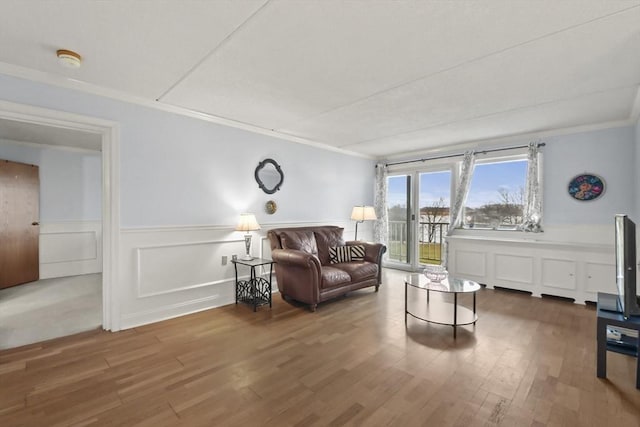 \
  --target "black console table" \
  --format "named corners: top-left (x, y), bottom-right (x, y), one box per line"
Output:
top-left (232, 258), bottom-right (274, 312)
top-left (596, 292), bottom-right (640, 389)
